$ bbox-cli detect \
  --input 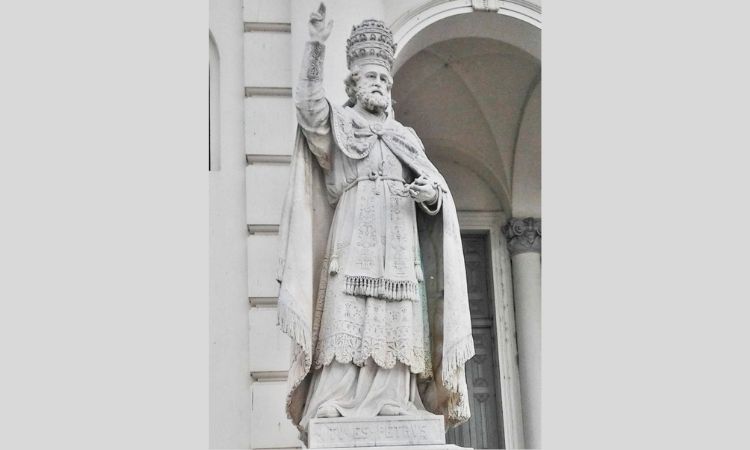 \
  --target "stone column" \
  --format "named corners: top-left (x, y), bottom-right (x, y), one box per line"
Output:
top-left (504, 217), bottom-right (541, 449)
